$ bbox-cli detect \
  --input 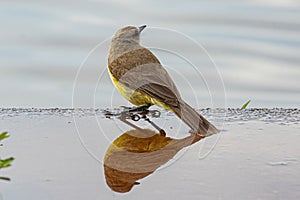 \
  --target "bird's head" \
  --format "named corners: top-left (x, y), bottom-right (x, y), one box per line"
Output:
top-left (112, 25), bottom-right (146, 45)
